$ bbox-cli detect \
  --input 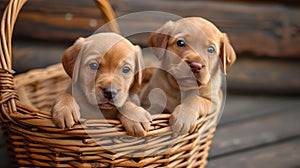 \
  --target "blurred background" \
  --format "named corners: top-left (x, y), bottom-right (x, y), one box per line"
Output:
top-left (0, 0), bottom-right (299, 167)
